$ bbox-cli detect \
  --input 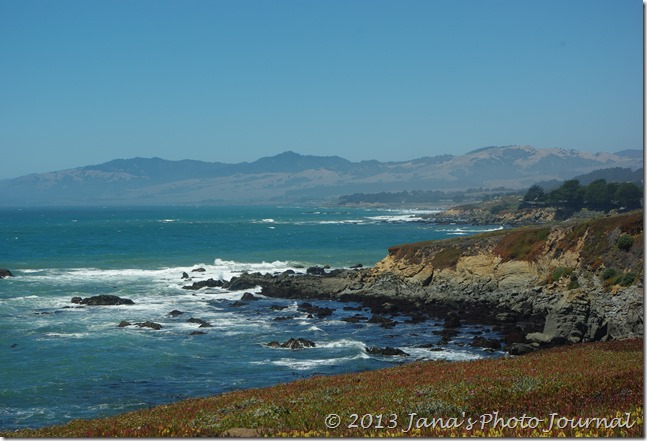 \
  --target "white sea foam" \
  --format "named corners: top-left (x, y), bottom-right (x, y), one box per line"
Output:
top-left (317, 219), bottom-right (366, 225)
top-left (366, 214), bottom-right (426, 223)
top-left (318, 339), bottom-right (367, 350)
top-left (43, 332), bottom-right (91, 339)
top-left (441, 226), bottom-right (504, 235)
top-left (270, 354), bottom-right (368, 370)
top-left (401, 346), bottom-right (485, 361)
top-left (2, 295), bottom-right (40, 302)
